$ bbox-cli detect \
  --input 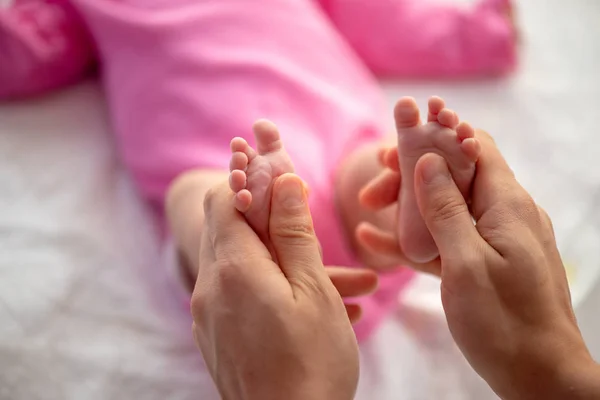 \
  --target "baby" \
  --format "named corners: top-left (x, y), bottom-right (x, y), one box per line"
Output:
top-left (0, 0), bottom-right (515, 339)
top-left (229, 95), bottom-right (480, 268)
